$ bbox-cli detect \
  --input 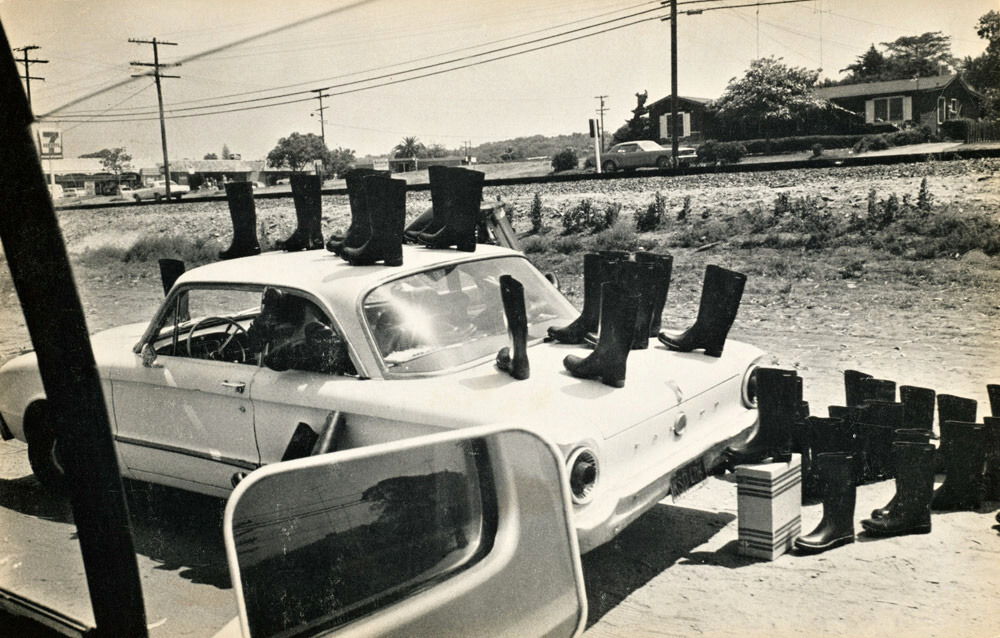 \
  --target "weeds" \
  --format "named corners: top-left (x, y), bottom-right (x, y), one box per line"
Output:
top-left (561, 198), bottom-right (617, 234)
top-left (590, 220), bottom-right (638, 252)
top-left (529, 192), bottom-right (543, 233)
top-left (635, 191), bottom-right (667, 232)
top-left (917, 177), bottom-right (933, 211)
top-left (678, 195), bottom-right (691, 222)
top-left (80, 234), bottom-right (220, 267)
top-left (521, 235), bottom-right (548, 254)
top-left (552, 235), bottom-right (584, 254)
